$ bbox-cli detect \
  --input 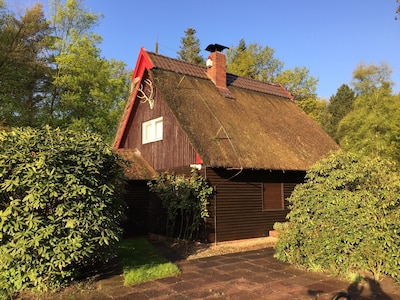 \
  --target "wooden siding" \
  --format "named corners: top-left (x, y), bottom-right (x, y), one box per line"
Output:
top-left (122, 180), bottom-right (149, 236)
top-left (204, 168), bottom-right (304, 243)
top-left (148, 192), bottom-right (167, 235)
top-left (119, 73), bottom-right (197, 171)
